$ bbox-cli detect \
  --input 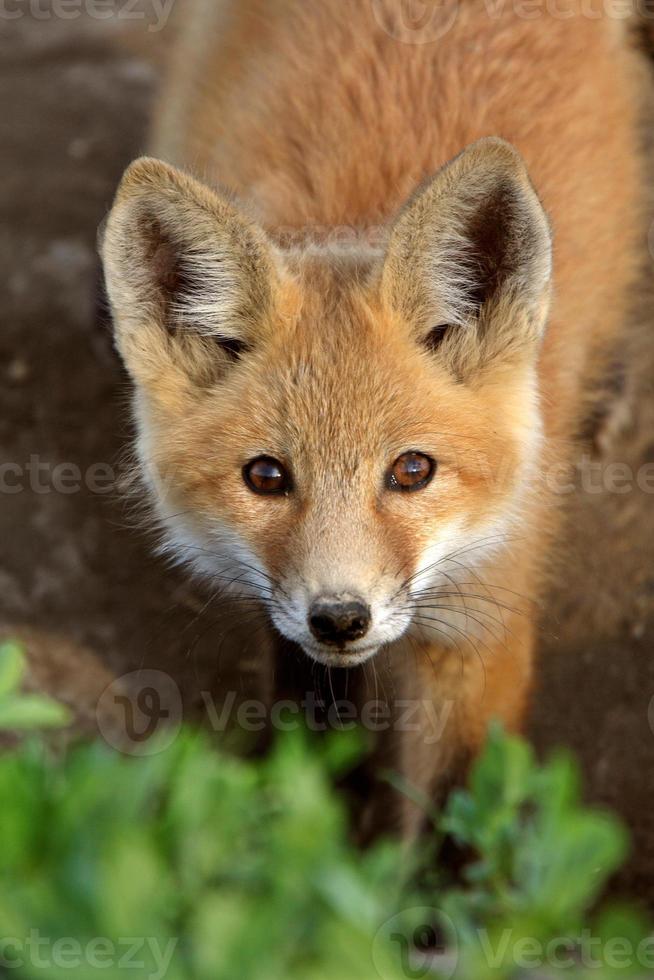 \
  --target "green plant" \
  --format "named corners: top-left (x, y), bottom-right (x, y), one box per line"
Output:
top-left (439, 727), bottom-right (650, 978)
top-left (0, 641), bottom-right (70, 730)
top-left (0, 643), bottom-right (650, 979)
